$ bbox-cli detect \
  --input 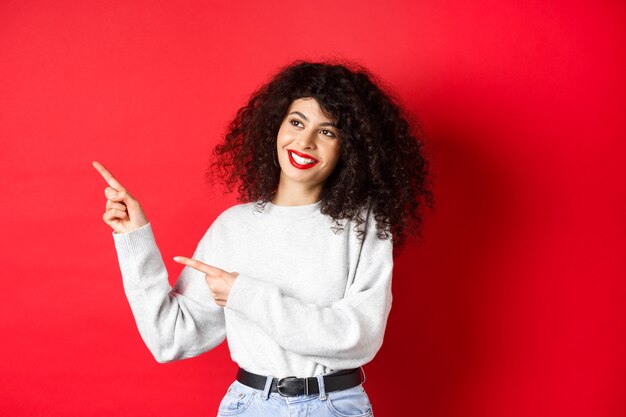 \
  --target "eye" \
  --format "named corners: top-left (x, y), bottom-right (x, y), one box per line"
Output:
top-left (320, 129), bottom-right (336, 138)
top-left (289, 119), bottom-right (304, 128)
